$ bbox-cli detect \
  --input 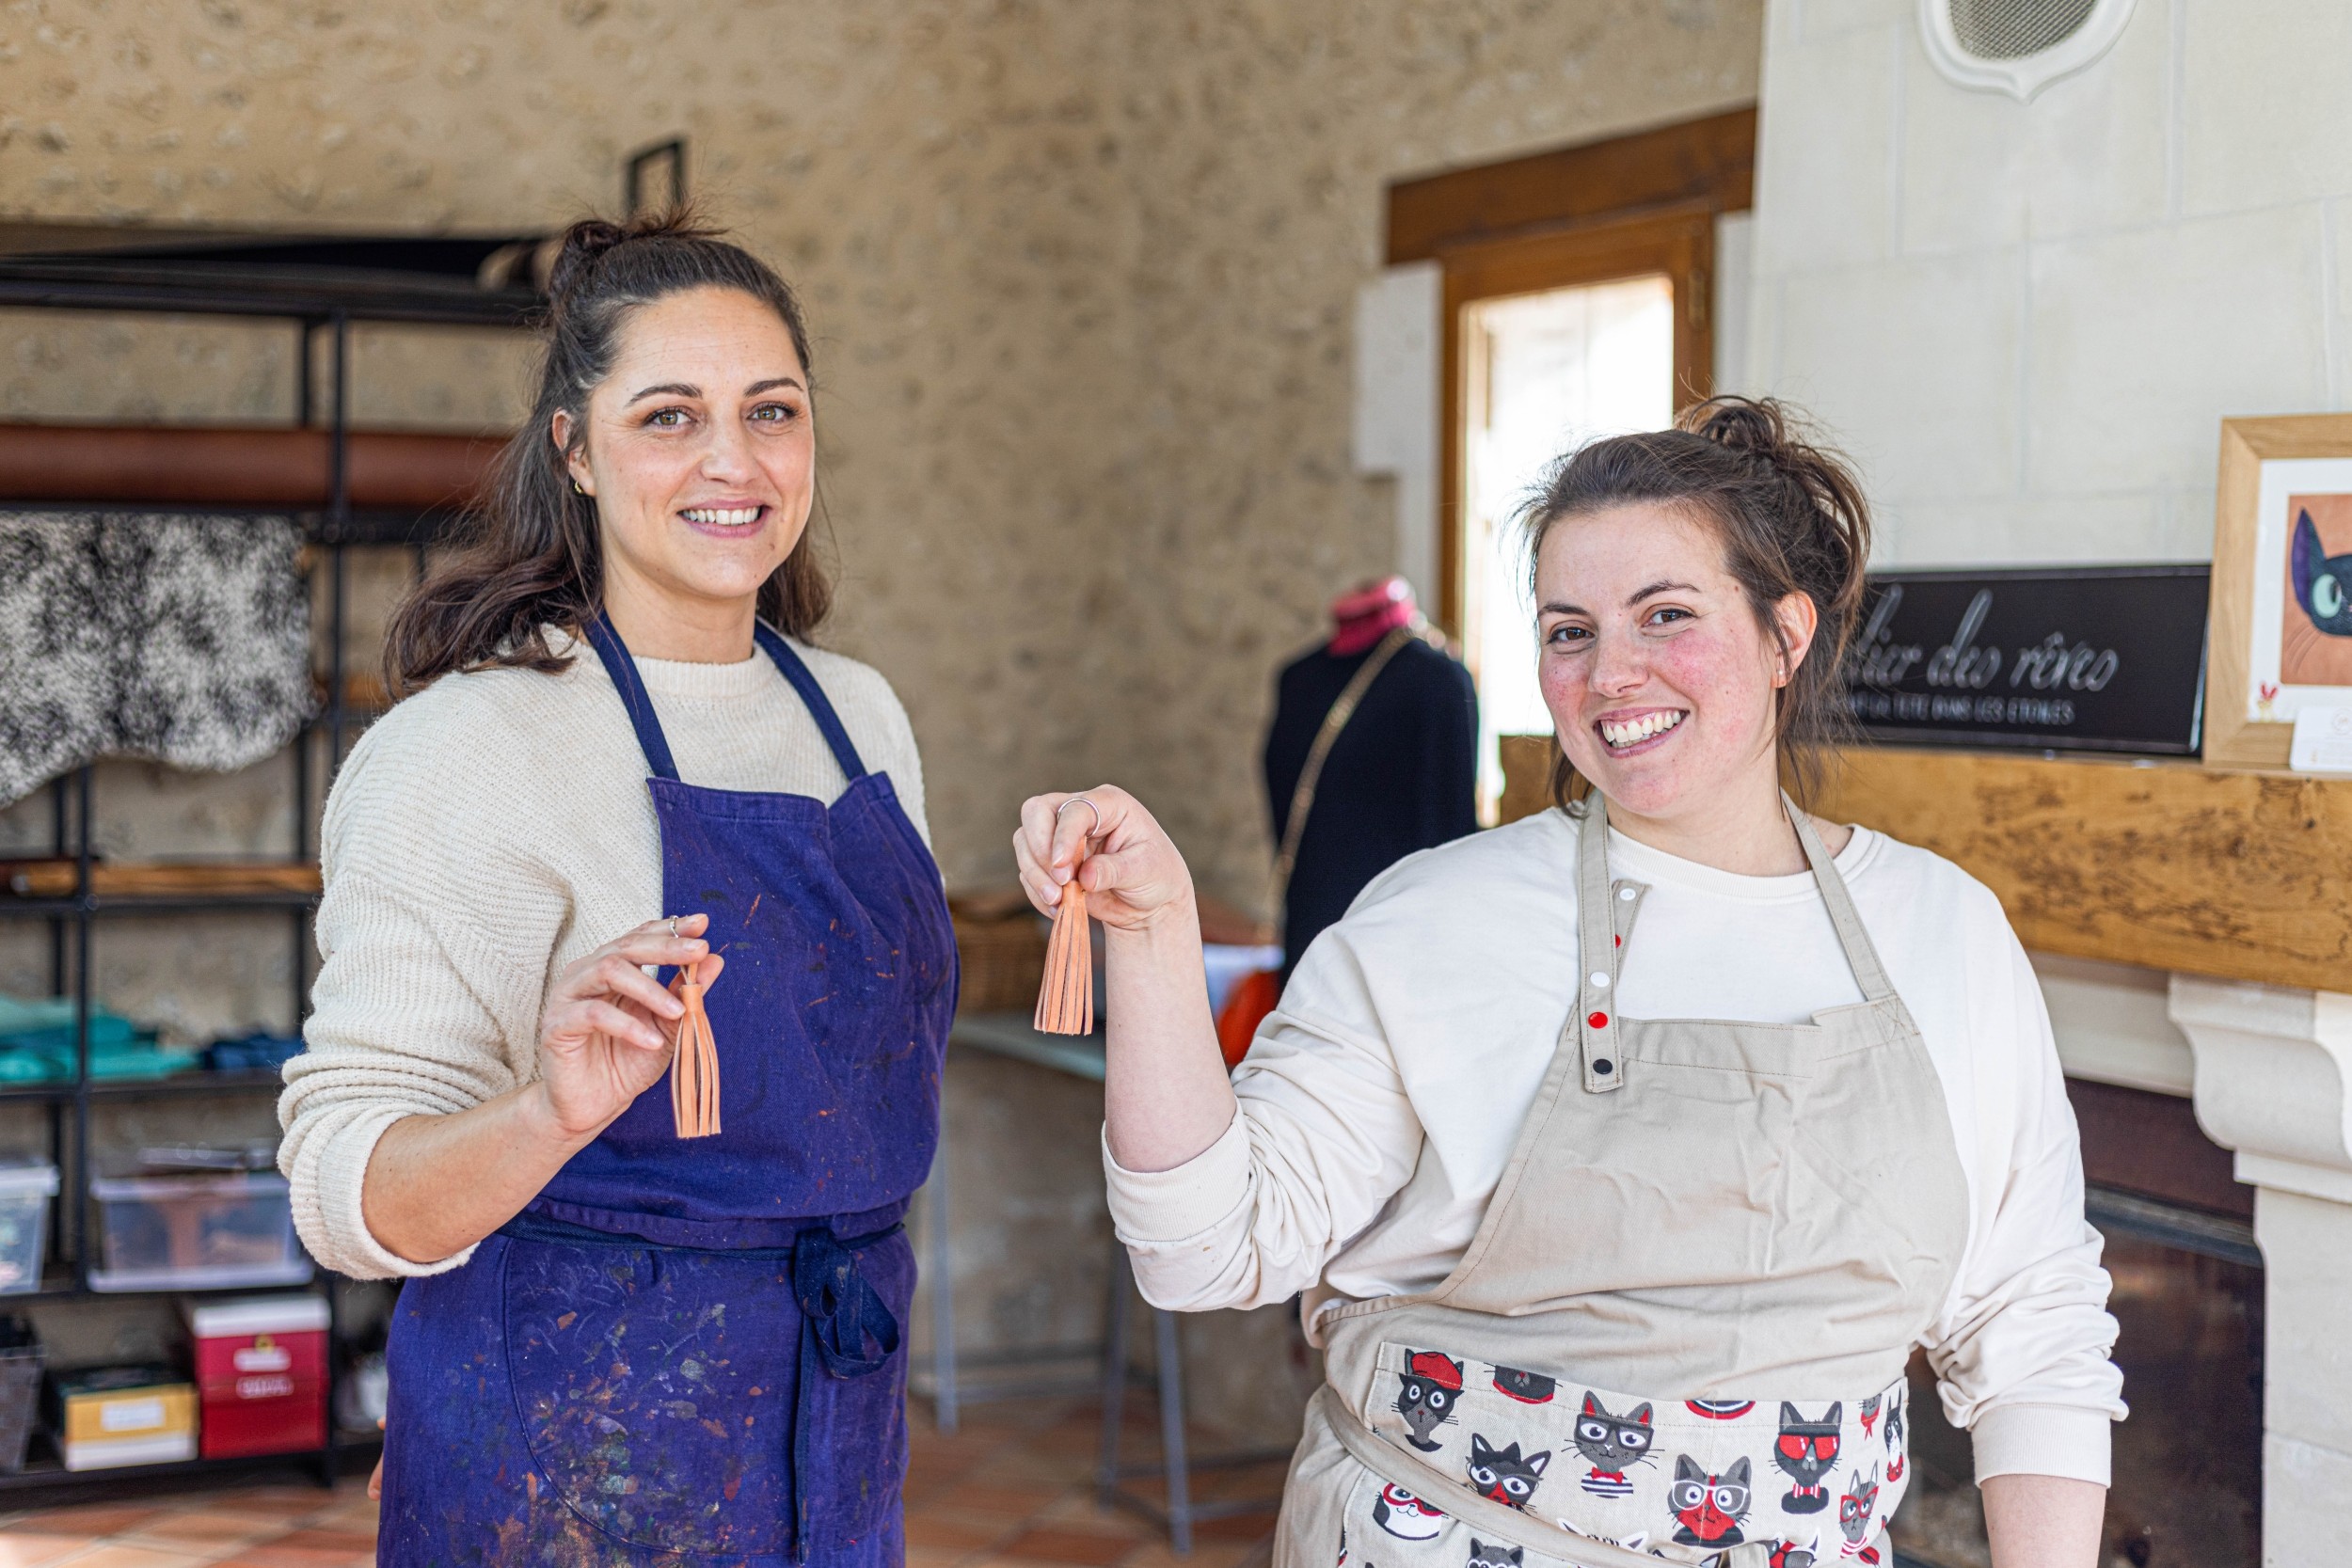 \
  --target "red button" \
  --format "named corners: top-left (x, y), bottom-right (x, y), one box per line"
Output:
top-left (1588, 1011), bottom-right (1609, 1029)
